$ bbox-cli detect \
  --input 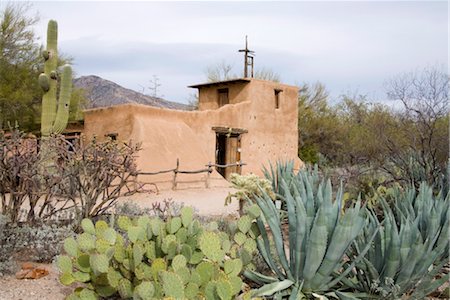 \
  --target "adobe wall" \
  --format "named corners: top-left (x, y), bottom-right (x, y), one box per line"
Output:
top-left (198, 81), bottom-right (250, 110)
top-left (83, 79), bottom-right (301, 190)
